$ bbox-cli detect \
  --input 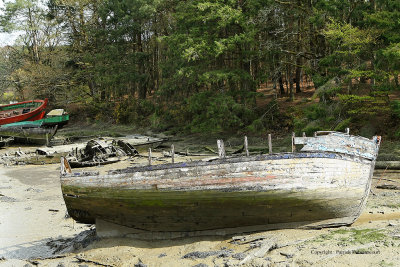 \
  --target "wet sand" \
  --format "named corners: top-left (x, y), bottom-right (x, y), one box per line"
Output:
top-left (0, 164), bottom-right (90, 266)
top-left (1, 155), bottom-right (400, 266)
